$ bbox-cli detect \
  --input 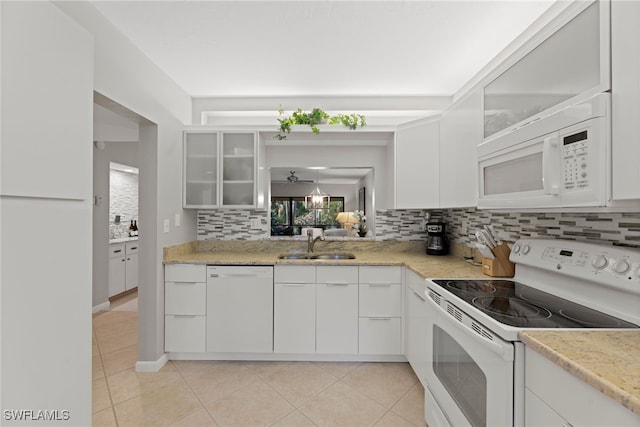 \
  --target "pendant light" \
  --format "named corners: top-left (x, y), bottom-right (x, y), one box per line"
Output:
top-left (305, 169), bottom-right (330, 210)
